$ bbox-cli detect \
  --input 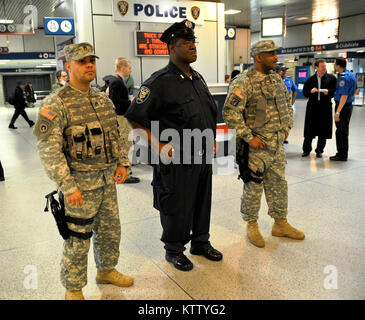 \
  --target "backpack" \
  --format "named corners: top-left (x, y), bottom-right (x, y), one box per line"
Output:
top-left (7, 92), bottom-right (15, 105)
